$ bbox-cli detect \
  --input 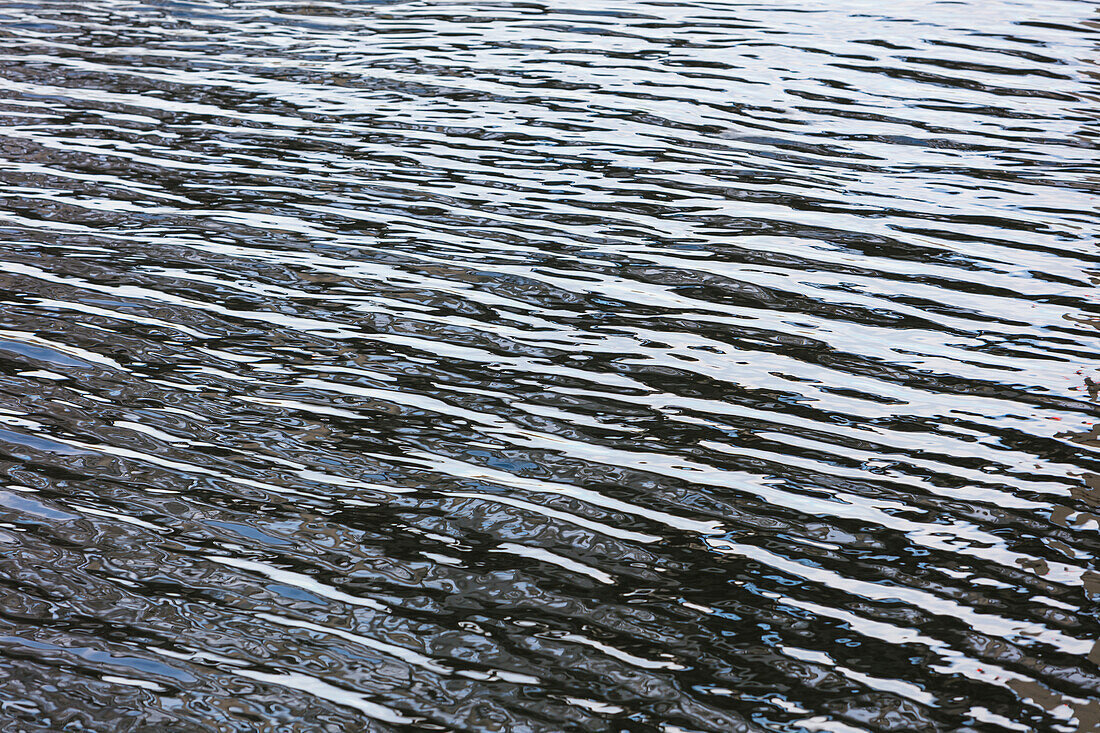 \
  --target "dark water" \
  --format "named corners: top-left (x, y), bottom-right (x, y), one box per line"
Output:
top-left (0, 0), bottom-right (1098, 731)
